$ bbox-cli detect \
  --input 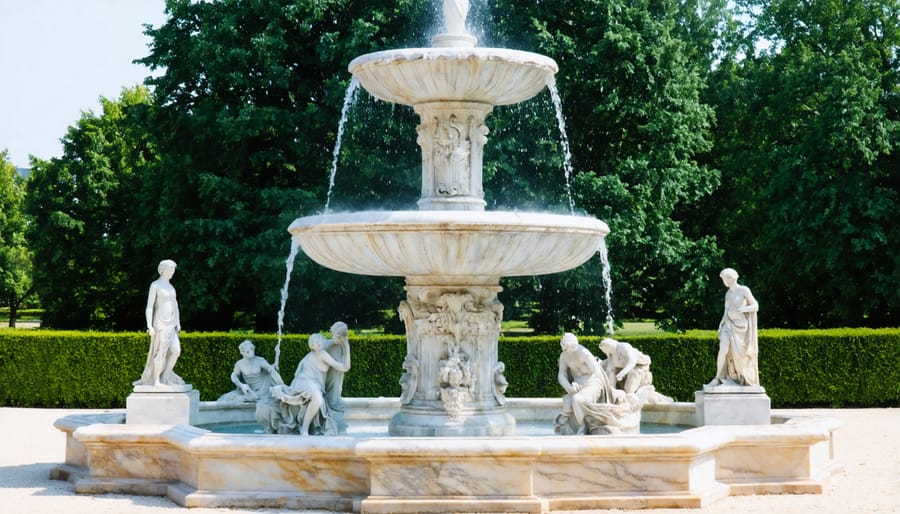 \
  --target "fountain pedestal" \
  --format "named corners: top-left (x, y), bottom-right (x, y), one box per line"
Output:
top-left (390, 282), bottom-right (514, 436)
top-left (290, 211), bottom-right (608, 436)
top-left (289, 5), bottom-right (608, 437)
